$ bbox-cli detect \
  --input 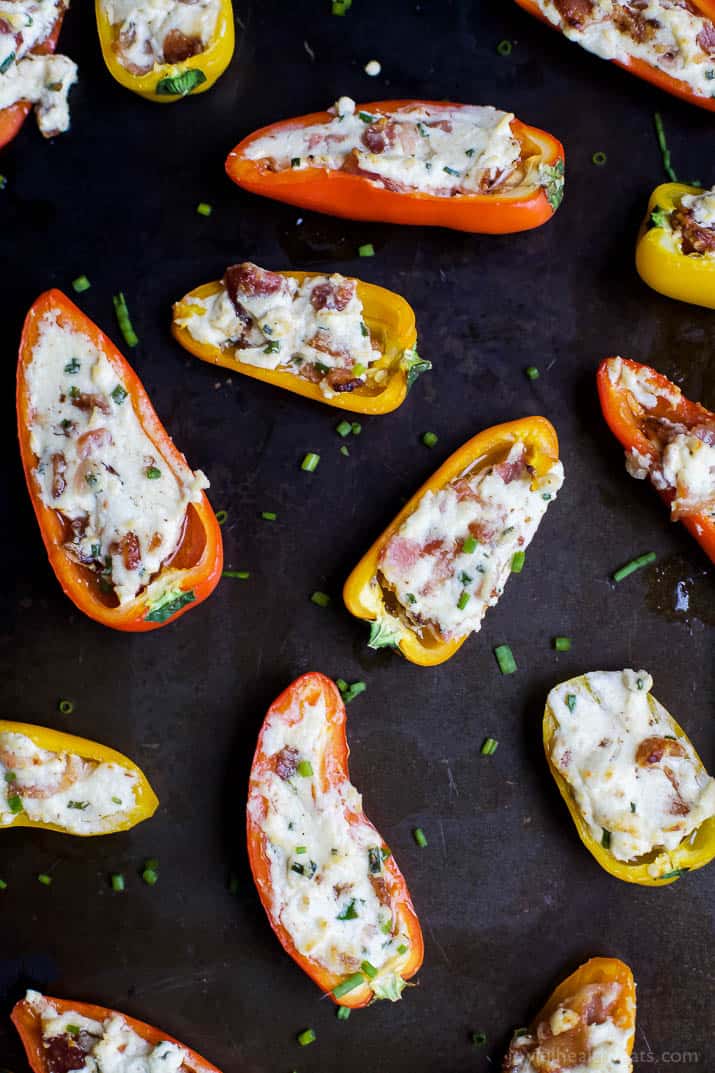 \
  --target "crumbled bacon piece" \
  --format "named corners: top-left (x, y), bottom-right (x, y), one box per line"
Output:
top-left (612, 3), bottom-right (657, 44)
top-left (70, 392), bottom-right (111, 416)
top-left (553, 0), bottom-right (594, 27)
top-left (369, 873), bottom-right (391, 907)
top-left (43, 1033), bottom-right (92, 1073)
top-left (672, 207), bottom-right (715, 255)
top-left (326, 368), bottom-right (362, 393)
top-left (163, 29), bottom-right (202, 64)
top-left (635, 736), bottom-right (686, 766)
top-left (363, 118), bottom-right (397, 154)
top-left (51, 453), bottom-right (67, 498)
top-left (274, 746), bottom-right (299, 780)
top-left (76, 427), bottom-right (111, 459)
top-left (310, 278), bottom-right (356, 312)
top-left (224, 263), bottom-right (285, 309)
top-left (117, 531), bottom-right (141, 571)
top-left (494, 445), bottom-right (528, 485)
top-left (306, 332), bottom-right (350, 361)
